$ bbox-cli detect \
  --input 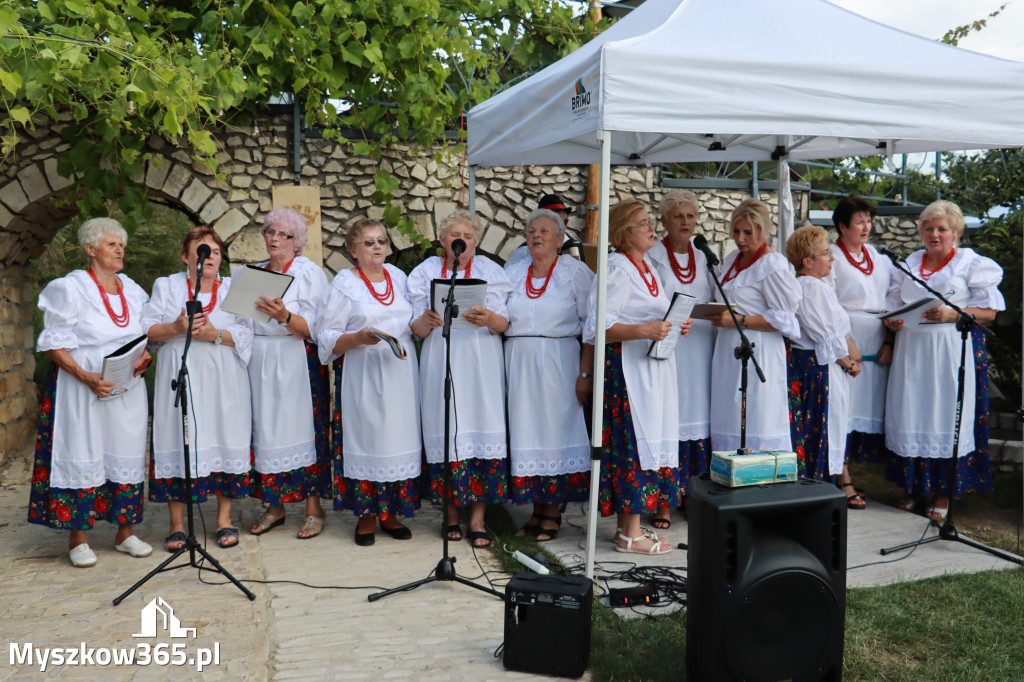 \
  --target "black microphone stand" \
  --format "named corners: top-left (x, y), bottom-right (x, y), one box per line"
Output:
top-left (879, 252), bottom-right (1022, 565)
top-left (369, 247), bottom-right (502, 601)
top-left (704, 246), bottom-right (766, 452)
top-left (114, 257), bottom-right (256, 605)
